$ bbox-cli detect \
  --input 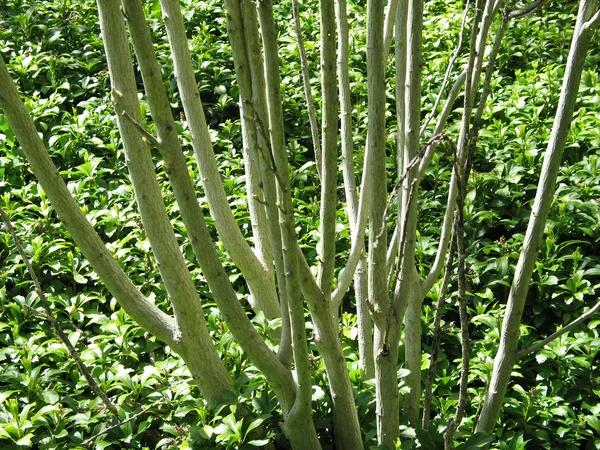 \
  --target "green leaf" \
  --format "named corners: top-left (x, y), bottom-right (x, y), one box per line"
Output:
top-left (245, 417), bottom-right (264, 435)
top-left (16, 433), bottom-right (34, 446)
top-left (41, 390), bottom-right (60, 405)
top-left (248, 439), bottom-right (270, 447)
top-left (74, 273), bottom-right (87, 284)
top-left (584, 415), bottom-right (600, 434)
top-left (461, 431), bottom-right (494, 449)
top-left (94, 440), bottom-right (113, 450)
